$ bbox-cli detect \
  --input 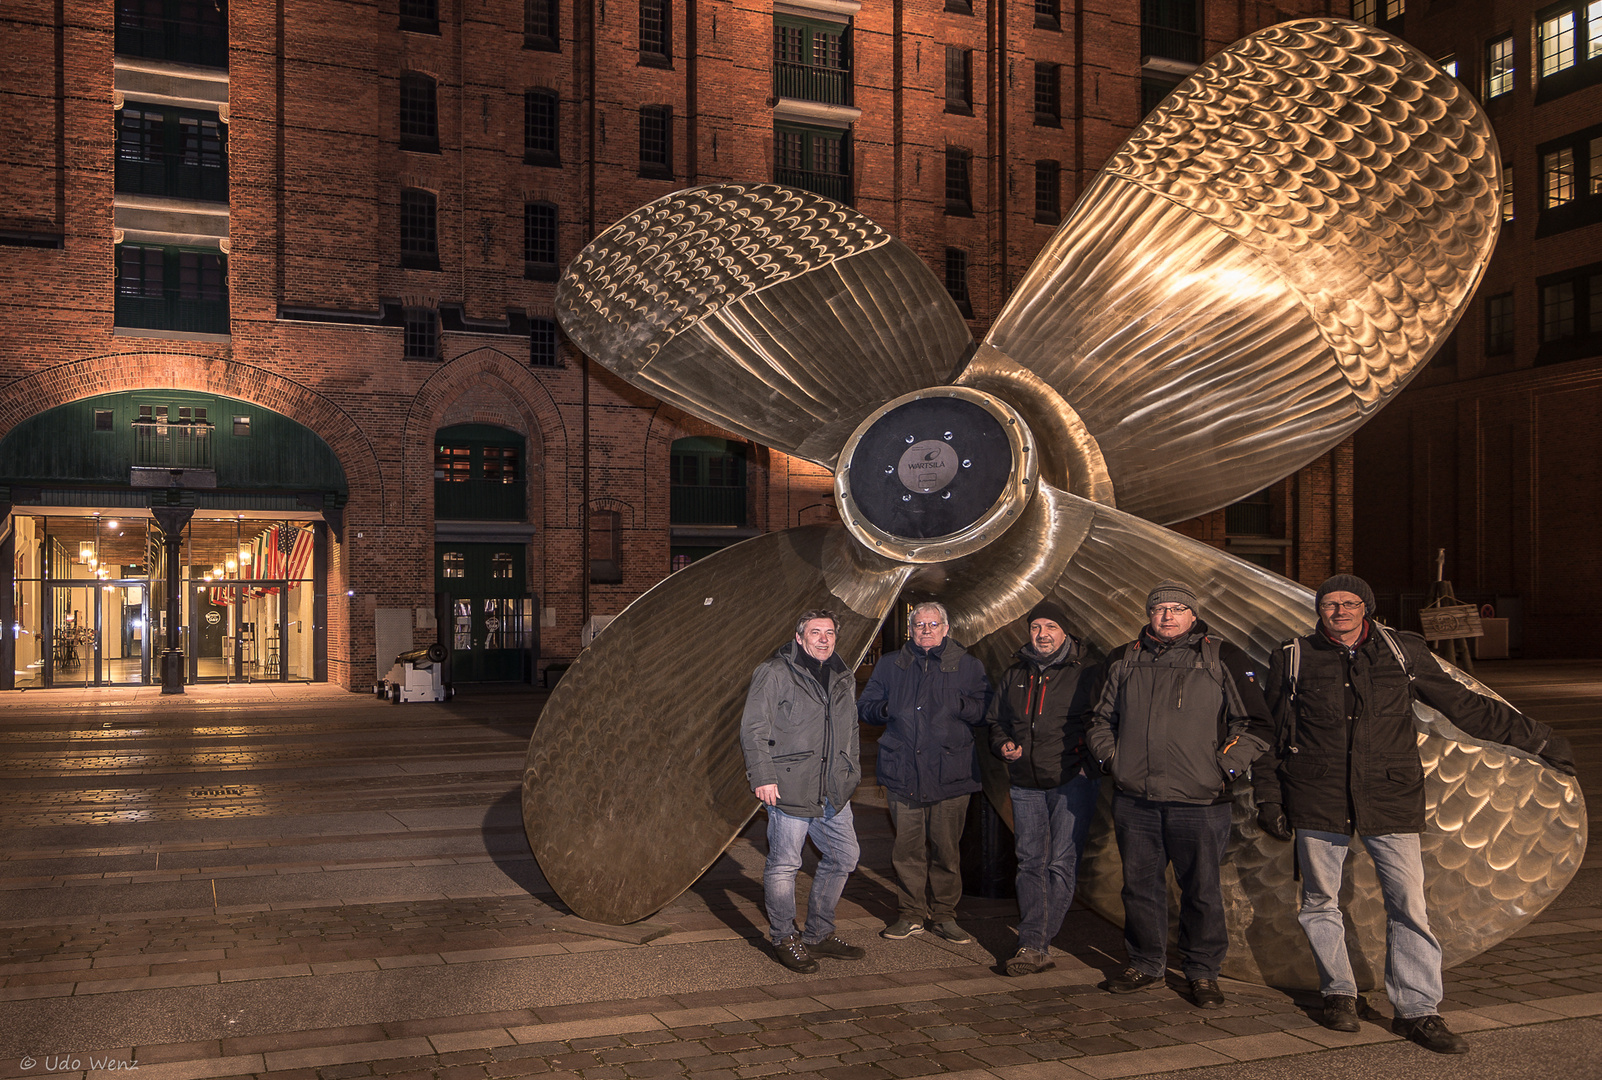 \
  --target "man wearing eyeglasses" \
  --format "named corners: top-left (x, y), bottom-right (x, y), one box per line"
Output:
top-left (1087, 581), bottom-right (1273, 1009)
top-left (1254, 574), bottom-right (1576, 1054)
top-left (858, 601), bottom-right (991, 945)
